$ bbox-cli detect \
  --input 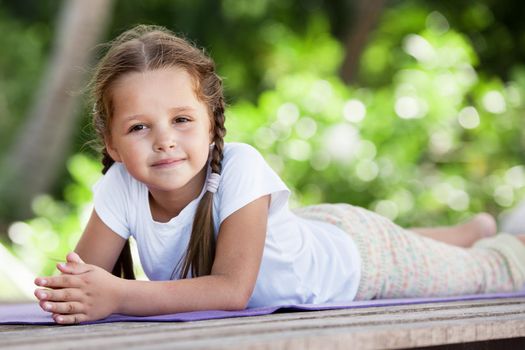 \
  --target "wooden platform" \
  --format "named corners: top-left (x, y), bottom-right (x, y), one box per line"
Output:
top-left (1, 297), bottom-right (525, 349)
